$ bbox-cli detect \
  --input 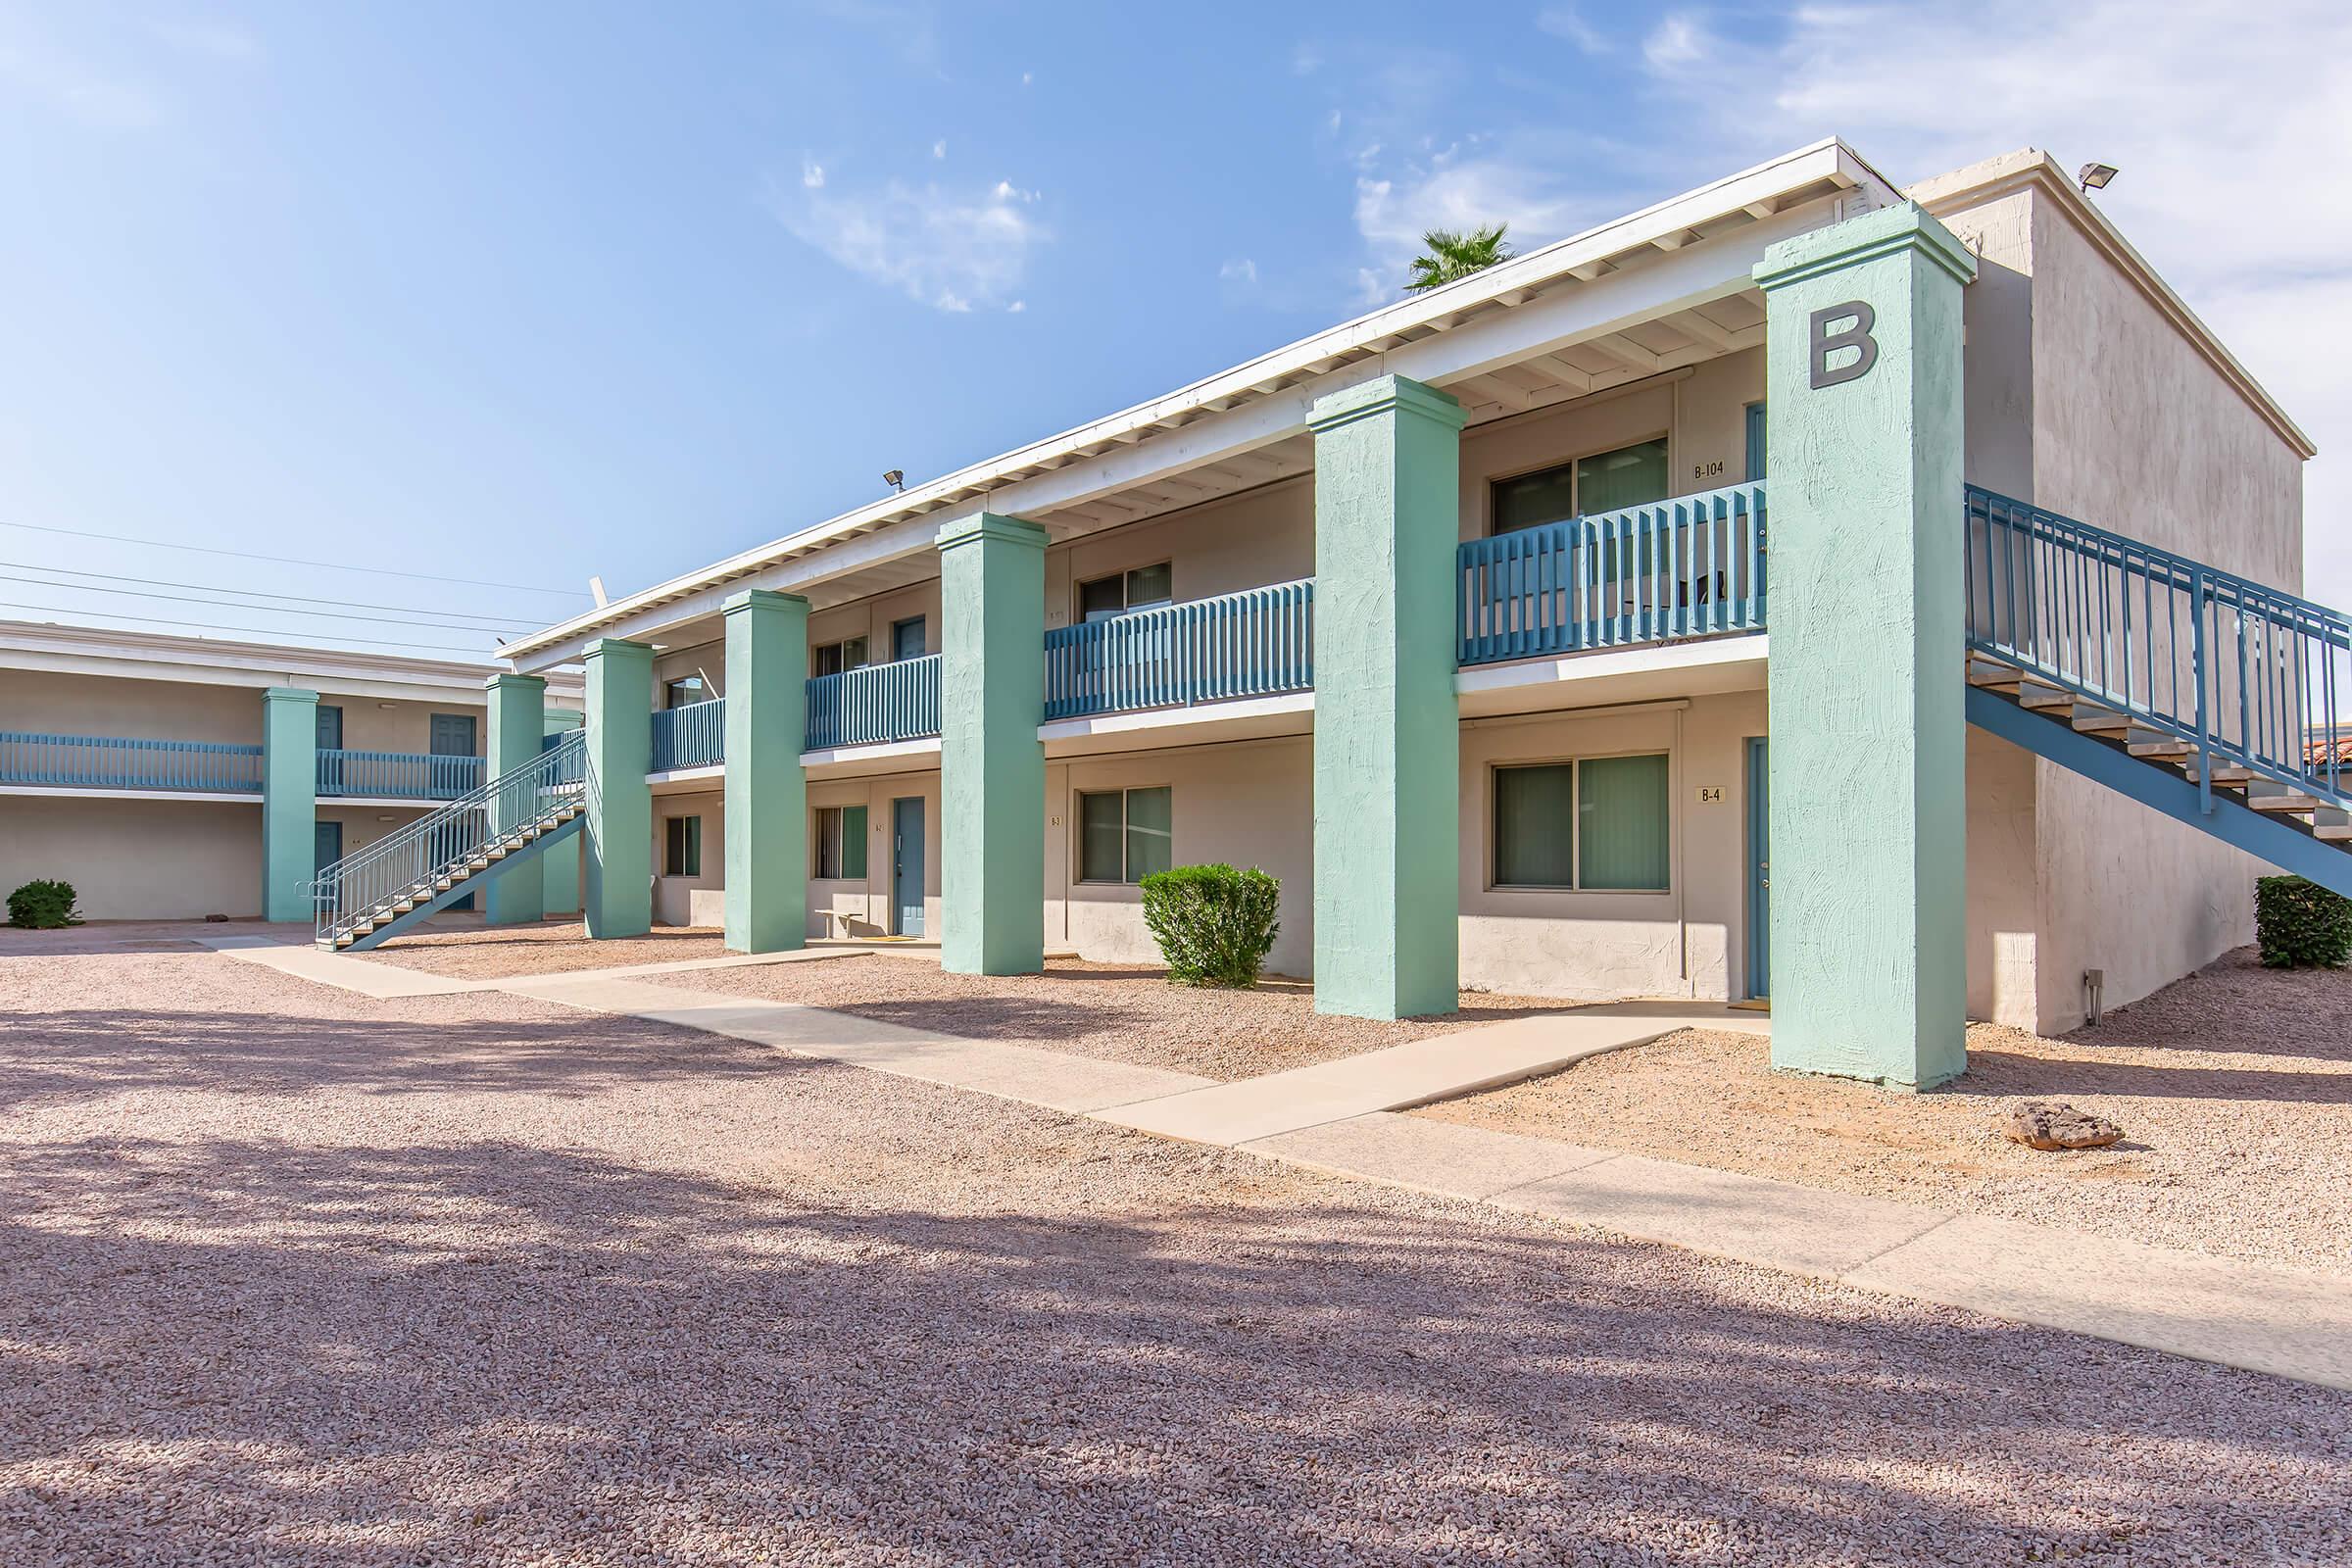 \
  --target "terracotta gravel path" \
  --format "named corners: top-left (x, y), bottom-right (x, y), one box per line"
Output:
top-left (2, 949), bottom-right (2348, 1565)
